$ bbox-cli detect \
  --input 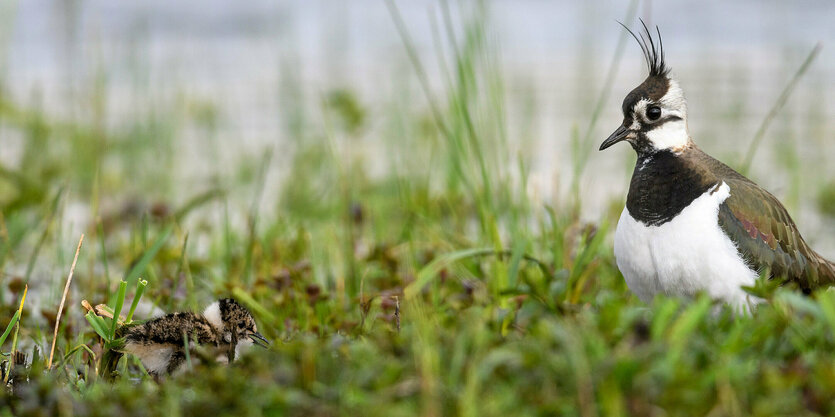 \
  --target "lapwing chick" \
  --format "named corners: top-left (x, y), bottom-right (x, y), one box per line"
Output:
top-left (599, 21), bottom-right (835, 312)
top-left (117, 298), bottom-right (269, 376)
